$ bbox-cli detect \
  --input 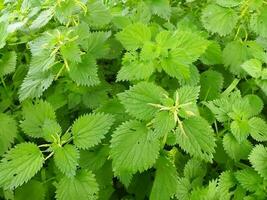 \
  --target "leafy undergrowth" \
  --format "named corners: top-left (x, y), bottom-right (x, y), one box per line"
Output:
top-left (1, 0), bottom-right (267, 199)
